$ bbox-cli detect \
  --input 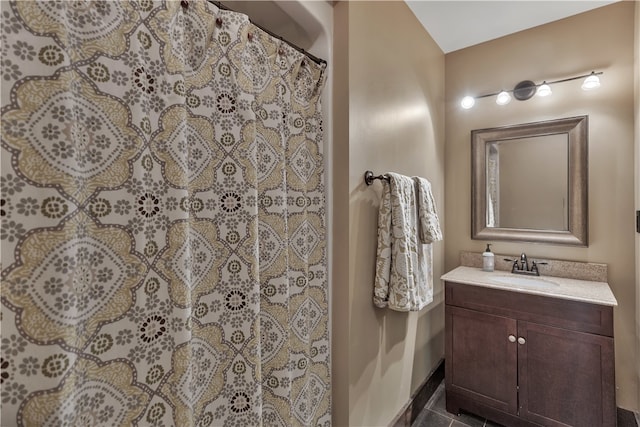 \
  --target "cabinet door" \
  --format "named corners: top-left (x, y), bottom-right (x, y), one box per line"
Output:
top-left (518, 321), bottom-right (616, 427)
top-left (446, 305), bottom-right (518, 414)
